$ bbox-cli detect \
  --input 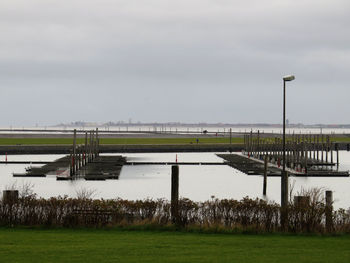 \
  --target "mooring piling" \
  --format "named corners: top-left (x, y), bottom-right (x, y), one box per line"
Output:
top-left (96, 128), bottom-right (99, 157)
top-left (263, 155), bottom-right (268, 195)
top-left (336, 143), bottom-right (339, 168)
top-left (84, 132), bottom-right (88, 165)
top-left (171, 165), bottom-right (179, 224)
top-left (89, 131), bottom-right (93, 162)
top-left (325, 190), bottom-right (333, 232)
